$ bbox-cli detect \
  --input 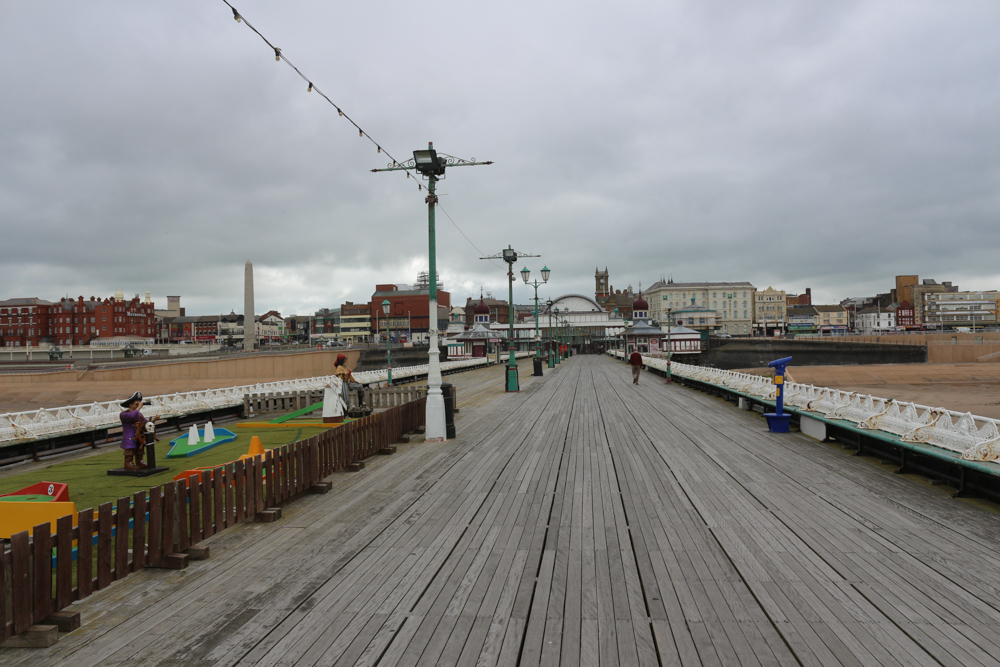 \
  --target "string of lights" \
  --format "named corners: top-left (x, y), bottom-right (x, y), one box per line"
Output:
top-left (223, 1), bottom-right (422, 188)
top-left (222, 2), bottom-right (500, 268)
